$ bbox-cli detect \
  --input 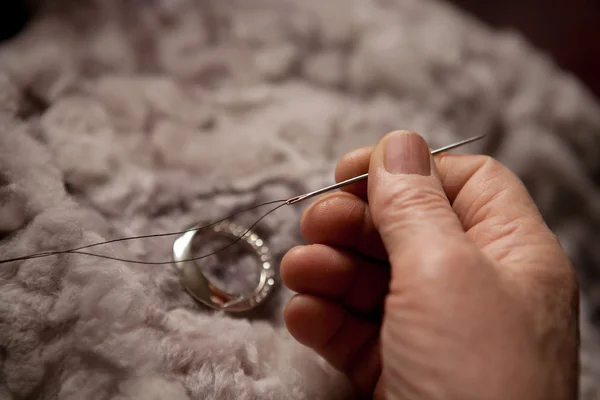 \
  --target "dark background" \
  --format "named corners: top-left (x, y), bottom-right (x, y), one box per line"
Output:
top-left (448, 0), bottom-right (600, 100)
top-left (1, 0), bottom-right (599, 99)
